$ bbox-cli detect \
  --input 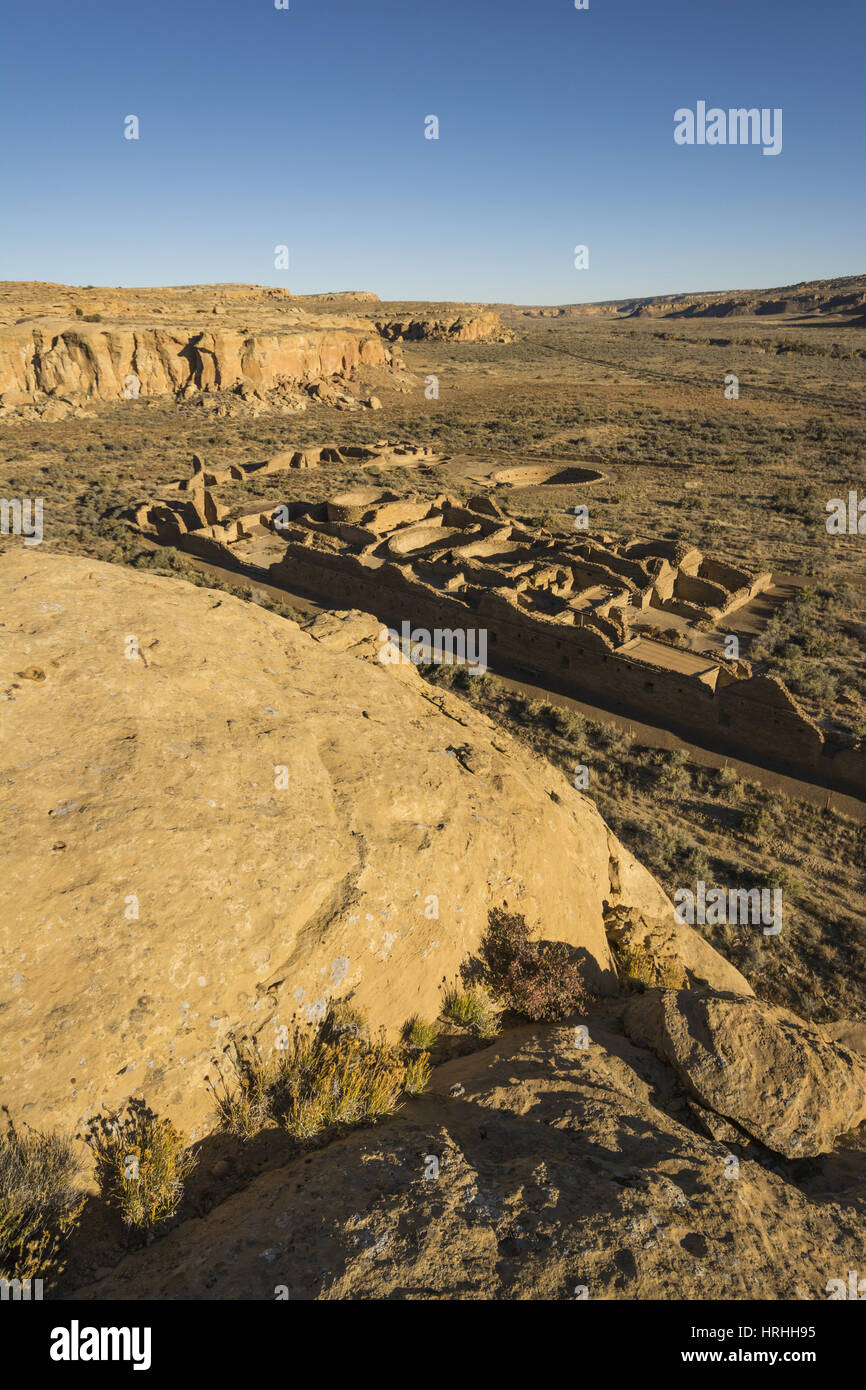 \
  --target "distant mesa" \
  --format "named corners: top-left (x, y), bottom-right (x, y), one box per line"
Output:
top-left (514, 273), bottom-right (866, 323)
